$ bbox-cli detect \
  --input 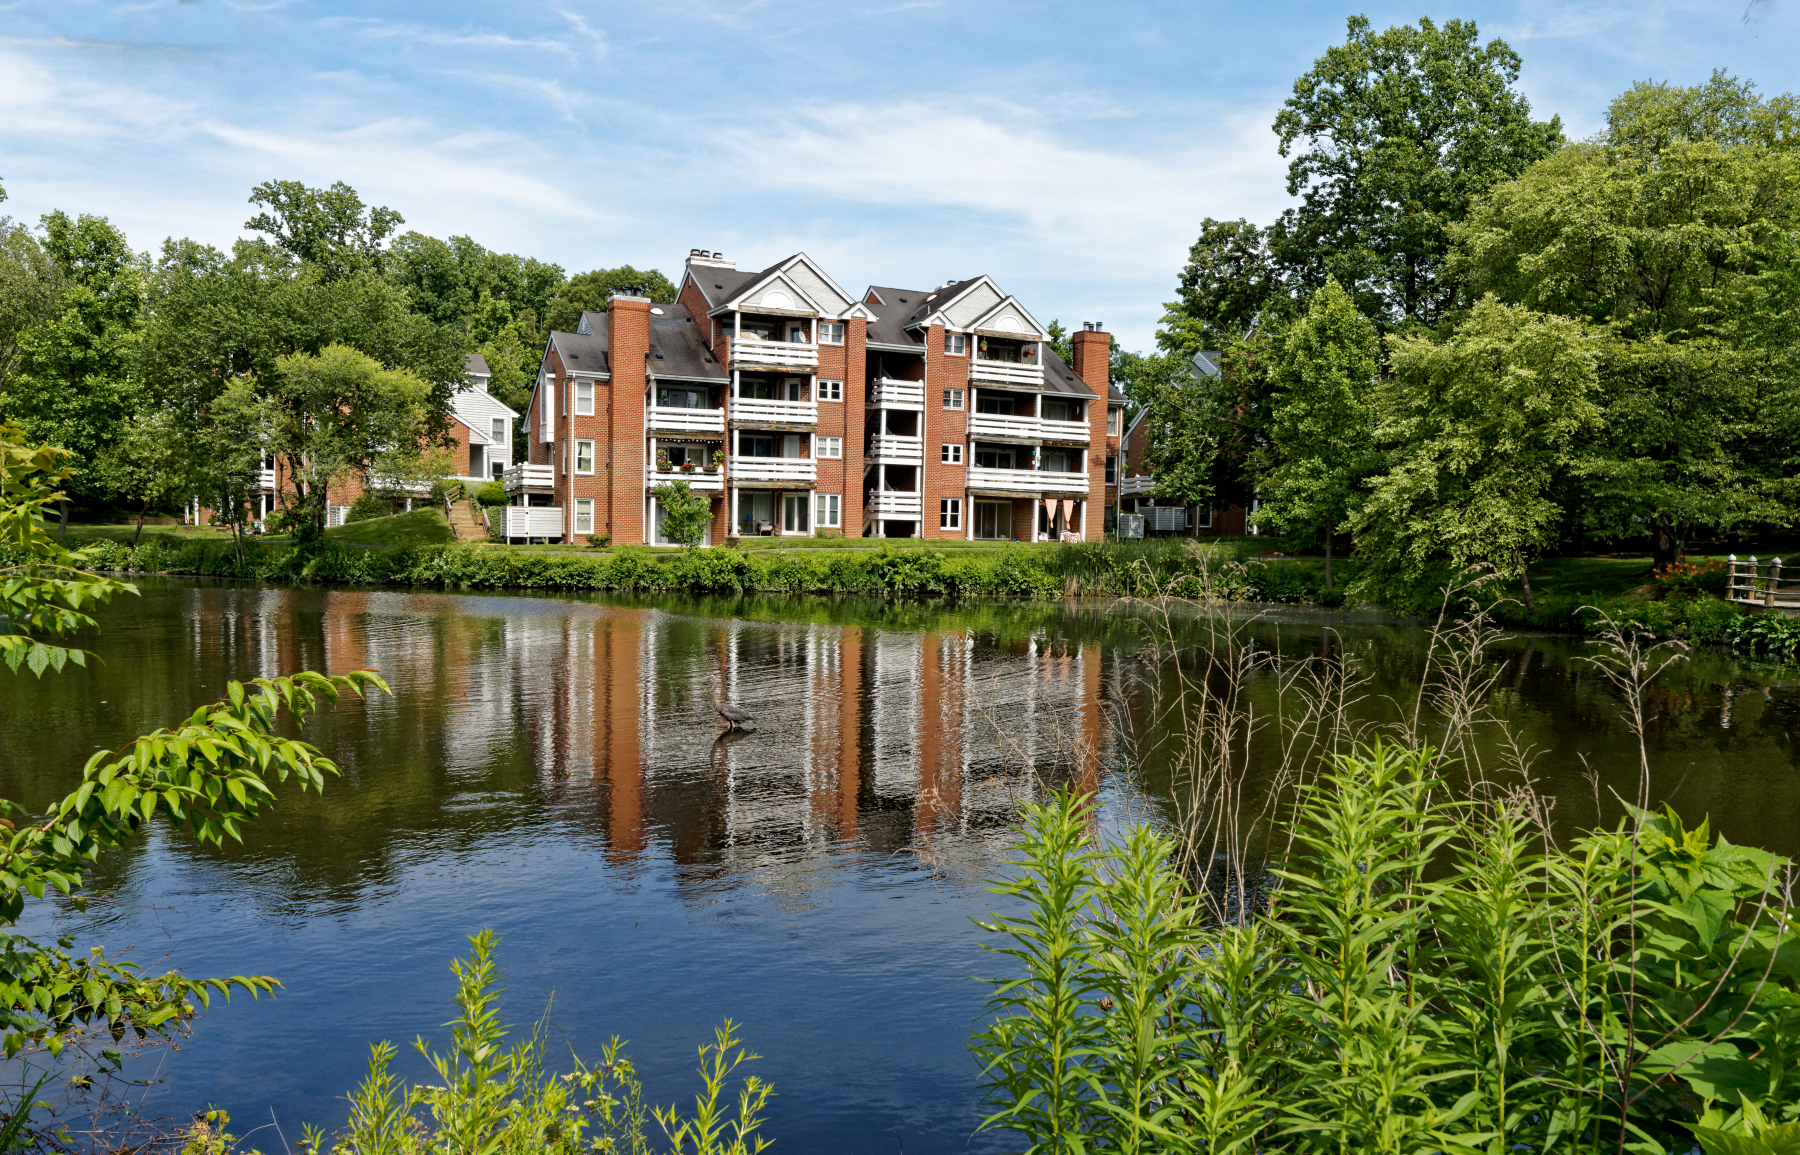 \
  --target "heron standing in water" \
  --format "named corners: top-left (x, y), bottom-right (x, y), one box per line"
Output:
top-left (712, 681), bottom-right (753, 731)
